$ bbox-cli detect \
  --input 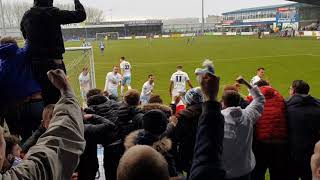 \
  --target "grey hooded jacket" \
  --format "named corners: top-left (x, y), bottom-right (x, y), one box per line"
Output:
top-left (1, 90), bottom-right (85, 180)
top-left (221, 86), bottom-right (265, 178)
